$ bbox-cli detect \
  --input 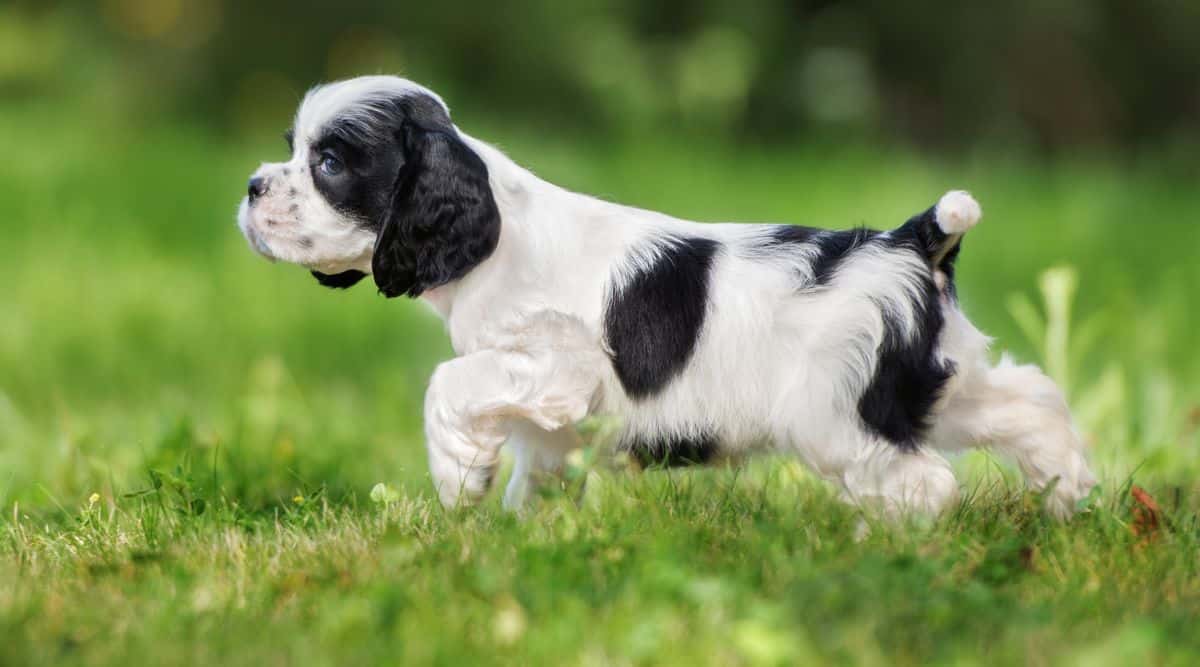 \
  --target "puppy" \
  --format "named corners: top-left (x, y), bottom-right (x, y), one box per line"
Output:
top-left (238, 76), bottom-right (1095, 516)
